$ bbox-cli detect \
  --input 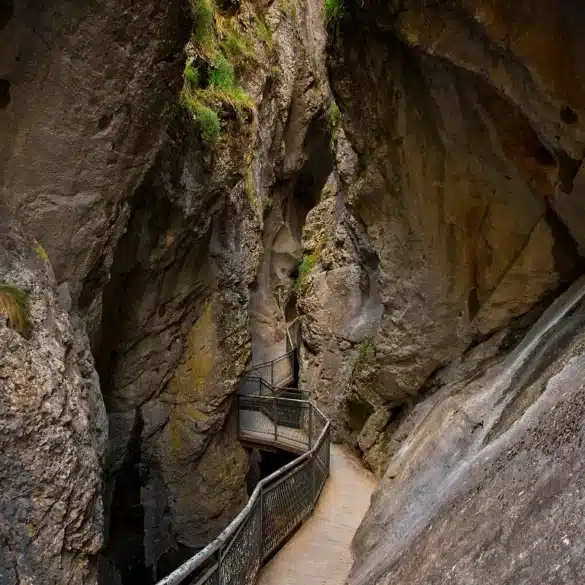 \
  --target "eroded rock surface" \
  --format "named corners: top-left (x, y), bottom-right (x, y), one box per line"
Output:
top-left (349, 278), bottom-right (585, 585)
top-left (298, 0), bottom-right (585, 465)
top-left (1, 0), bottom-right (335, 581)
top-left (0, 215), bottom-right (107, 585)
